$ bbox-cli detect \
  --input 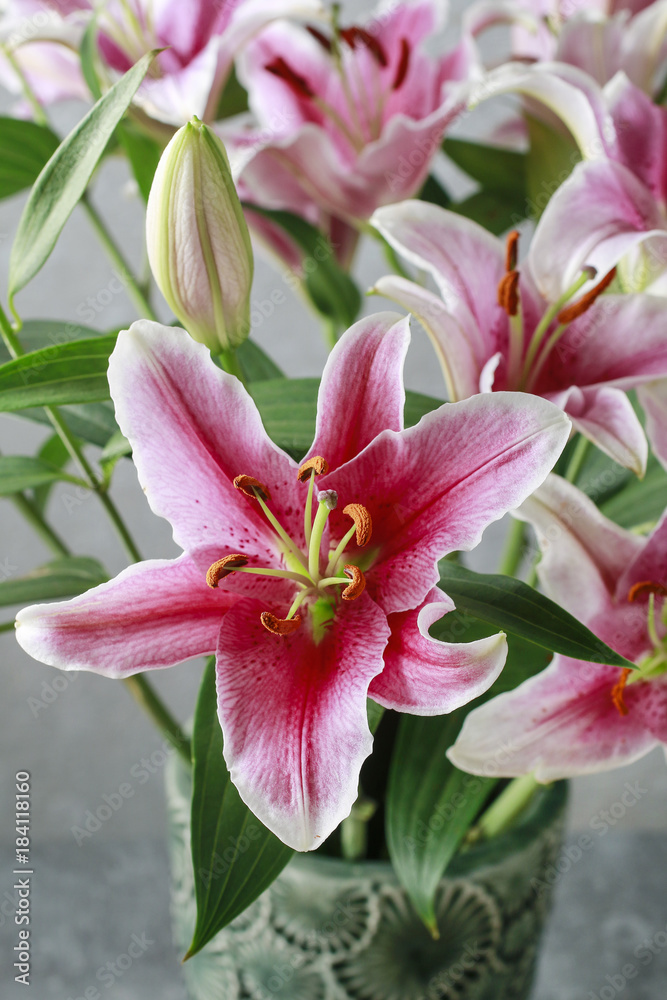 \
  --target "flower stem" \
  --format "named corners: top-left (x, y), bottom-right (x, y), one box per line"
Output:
top-left (564, 434), bottom-right (590, 484)
top-left (3, 47), bottom-right (49, 125)
top-left (475, 773), bottom-right (541, 840)
top-left (10, 493), bottom-right (71, 558)
top-left (218, 347), bottom-right (246, 385)
top-left (499, 517), bottom-right (526, 577)
top-left (81, 195), bottom-right (159, 322)
top-left (0, 620), bottom-right (16, 633)
top-left (123, 674), bottom-right (192, 764)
